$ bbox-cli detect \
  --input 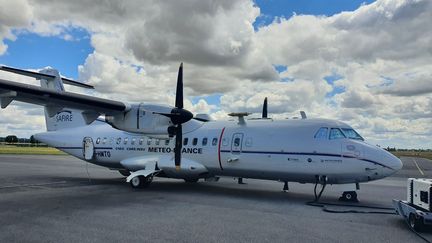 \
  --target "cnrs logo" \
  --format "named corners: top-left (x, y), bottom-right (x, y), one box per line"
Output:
top-left (55, 110), bottom-right (73, 122)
